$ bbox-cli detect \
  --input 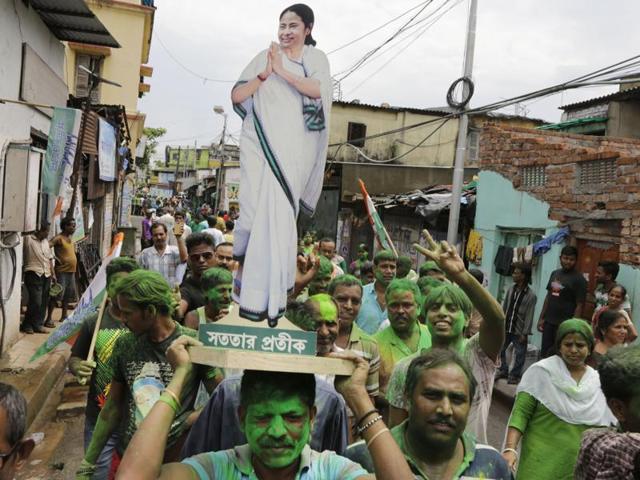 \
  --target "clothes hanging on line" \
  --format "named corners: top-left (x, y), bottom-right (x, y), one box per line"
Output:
top-left (466, 229), bottom-right (483, 264)
top-left (532, 226), bottom-right (570, 256)
top-left (494, 245), bottom-right (514, 275)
